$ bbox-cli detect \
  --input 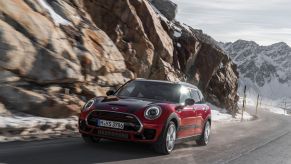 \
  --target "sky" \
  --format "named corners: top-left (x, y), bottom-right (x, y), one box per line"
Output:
top-left (171, 0), bottom-right (291, 46)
